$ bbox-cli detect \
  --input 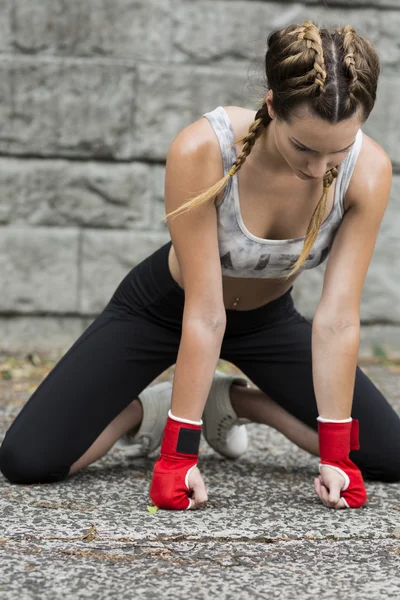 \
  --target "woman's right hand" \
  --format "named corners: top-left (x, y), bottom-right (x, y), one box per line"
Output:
top-left (149, 413), bottom-right (207, 510)
top-left (187, 466), bottom-right (209, 509)
top-left (150, 460), bottom-right (208, 510)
